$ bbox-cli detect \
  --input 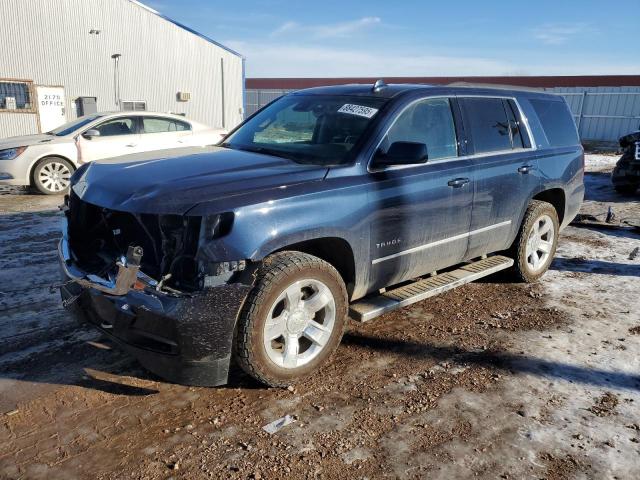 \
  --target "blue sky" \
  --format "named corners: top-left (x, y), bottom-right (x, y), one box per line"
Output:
top-left (143, 0), bottom-right (640, 77)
